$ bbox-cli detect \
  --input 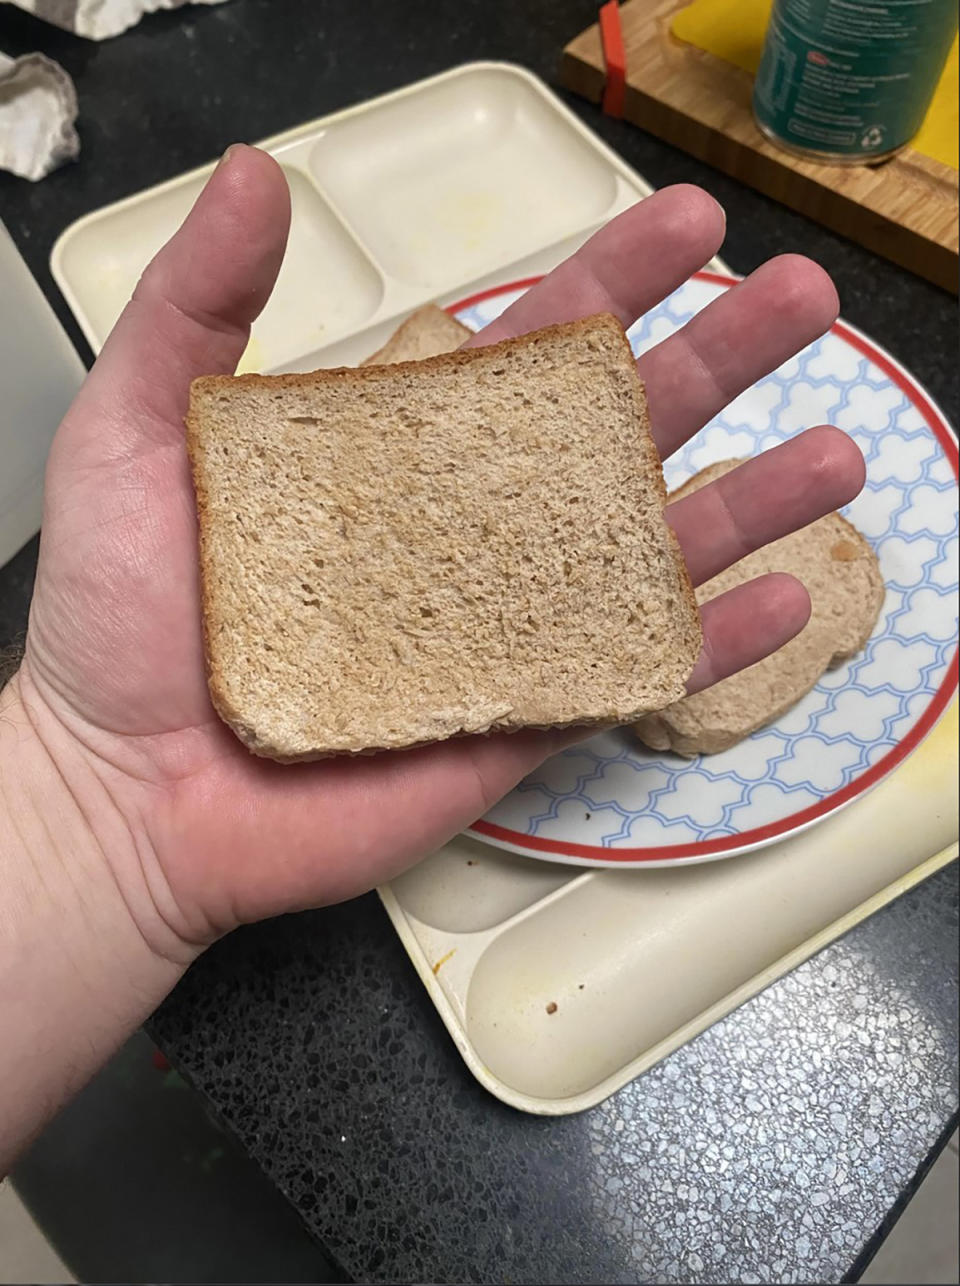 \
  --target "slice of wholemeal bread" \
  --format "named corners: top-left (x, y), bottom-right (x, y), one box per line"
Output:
top-left (187, 314), bottom-right (702, 760)
top-left (360, 304), bottom-right (471, 366)
top-left (634, 459), bottom-right (884, 757)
